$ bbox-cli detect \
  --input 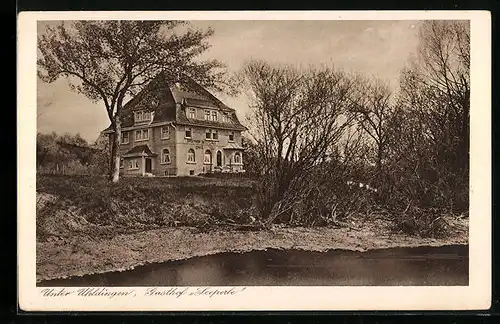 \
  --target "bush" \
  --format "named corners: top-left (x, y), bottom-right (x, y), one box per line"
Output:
top-left (391, 205), bottom-right (451, 238)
